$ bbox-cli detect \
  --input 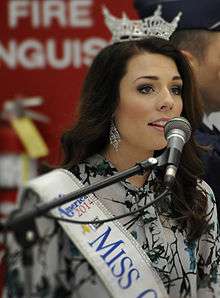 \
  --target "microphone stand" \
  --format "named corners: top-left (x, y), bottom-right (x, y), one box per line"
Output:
top-left (2, 209), bottom-right (40, 298)
top-left (0, 152), bottom-right (168, 297)
top-left (1, 156), bottom-right (166, 232)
